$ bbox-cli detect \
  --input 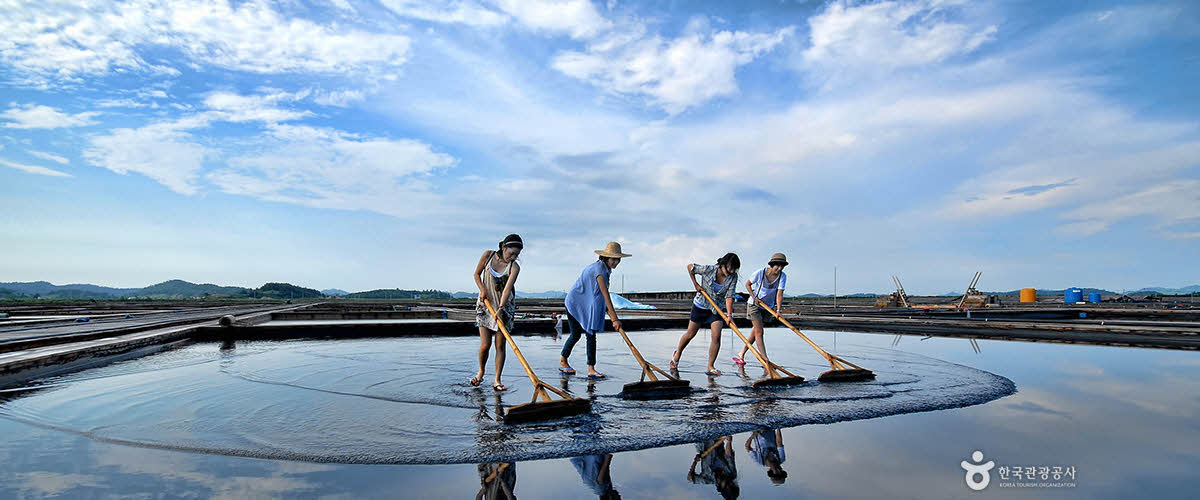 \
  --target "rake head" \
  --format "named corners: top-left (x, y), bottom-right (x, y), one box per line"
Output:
top-left (751, 375), bottom-right (806, 388)
top-left (620, 379), bottom-right (692, 400)
top-left (817, 368), bottom-right (876, 382)
top-left (503, 398), bottom-right (592, 424)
